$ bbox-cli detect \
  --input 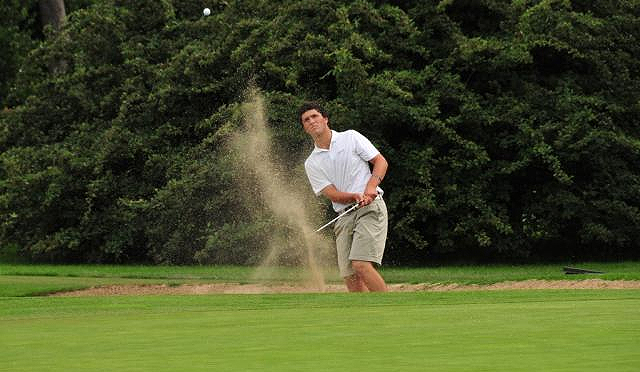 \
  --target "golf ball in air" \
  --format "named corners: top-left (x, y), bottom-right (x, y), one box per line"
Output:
top-left (203, 8), bottom-right (211, 16)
